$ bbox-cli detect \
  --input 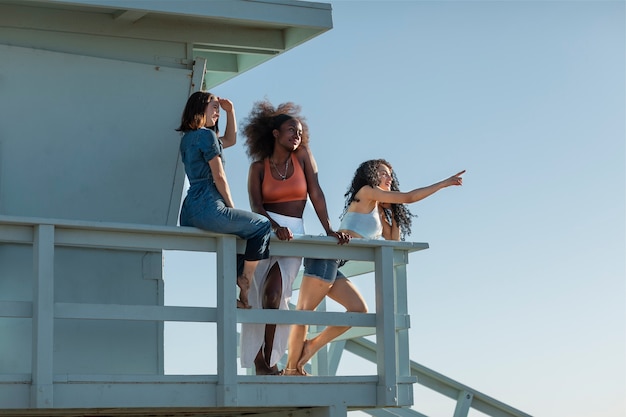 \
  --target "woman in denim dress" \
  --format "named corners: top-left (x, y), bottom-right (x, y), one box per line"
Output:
top-left (177, 91), bottom-right (271, 309)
